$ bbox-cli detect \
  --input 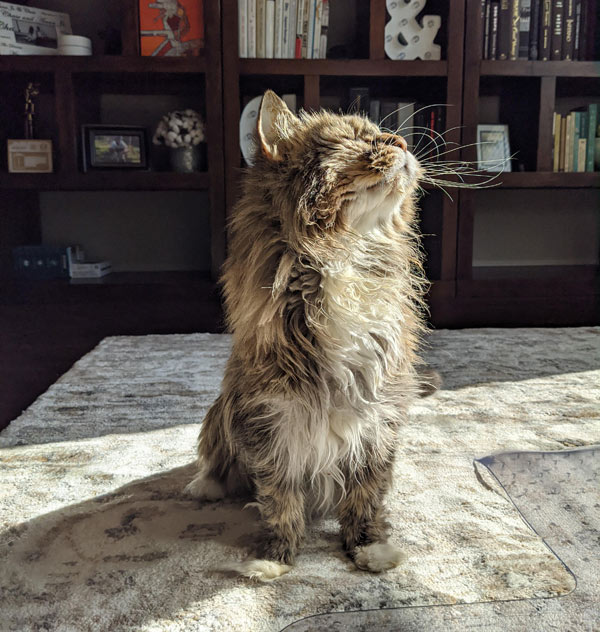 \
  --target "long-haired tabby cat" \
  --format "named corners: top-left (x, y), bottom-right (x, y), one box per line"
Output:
top-left (185, 90), bottom-right (436, 580)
